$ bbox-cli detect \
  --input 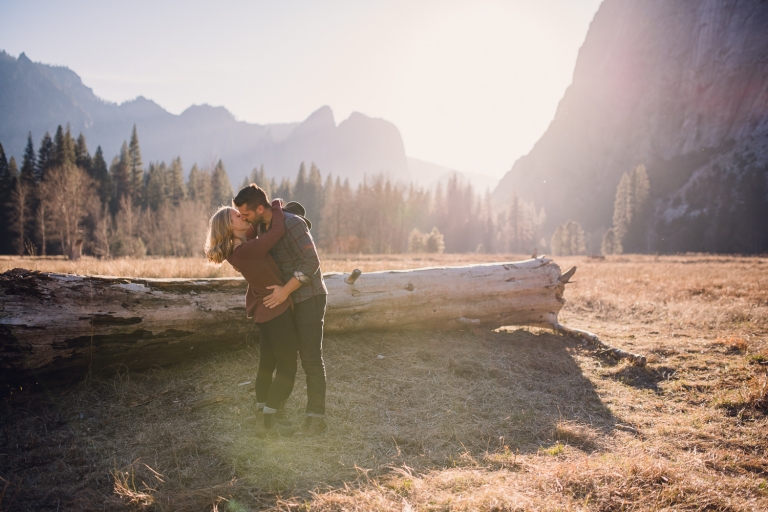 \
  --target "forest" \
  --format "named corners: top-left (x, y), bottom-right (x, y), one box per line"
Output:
top-left (0, 125), bottom-right (658, 259)
top-left (0, 125), bottom-right (549, 258)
